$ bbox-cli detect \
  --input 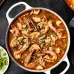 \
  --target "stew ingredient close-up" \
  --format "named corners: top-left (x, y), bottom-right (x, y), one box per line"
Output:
top-left (8, 9), bottom-right (68, 70)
